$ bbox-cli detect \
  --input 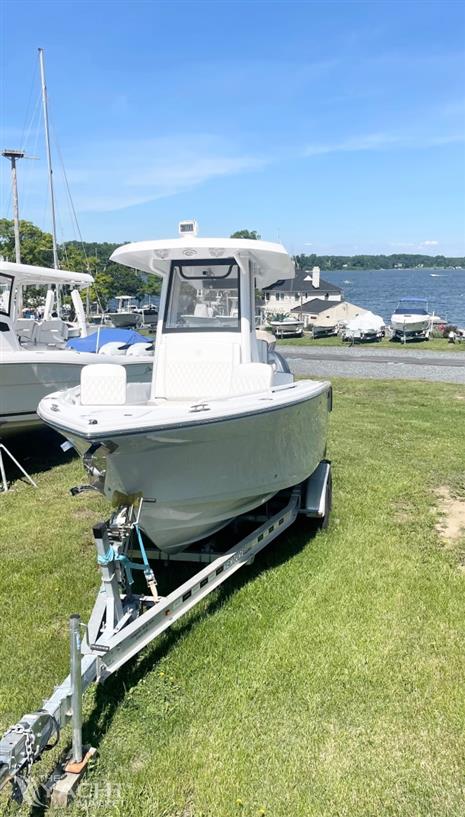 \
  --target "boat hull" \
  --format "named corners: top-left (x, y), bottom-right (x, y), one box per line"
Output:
top-left (63, 387), bottom-right (330, 553)
top-left (0, 356), bottom-right (152, 436)
top-left (108, 312), bottom-right (142, 328)
top-left (270, 321), bottom-right (304, 337)
top-left (391, 315), bottom-right (430, 334)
